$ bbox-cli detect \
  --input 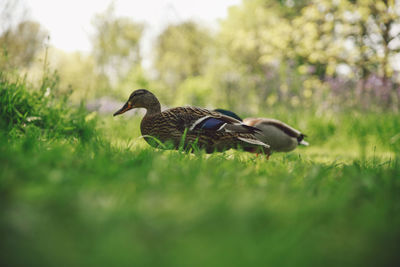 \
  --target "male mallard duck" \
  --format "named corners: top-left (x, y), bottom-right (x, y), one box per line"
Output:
top-left (214, 109), bottom-right (309, 153)
top-left (114, 90), bottom-right (270, 154)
